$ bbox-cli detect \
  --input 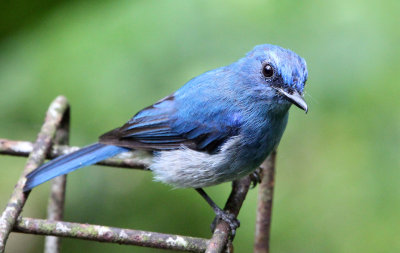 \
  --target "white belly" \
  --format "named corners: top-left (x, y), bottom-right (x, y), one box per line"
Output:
top-left (150, 136), bottom-right (252, 188)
